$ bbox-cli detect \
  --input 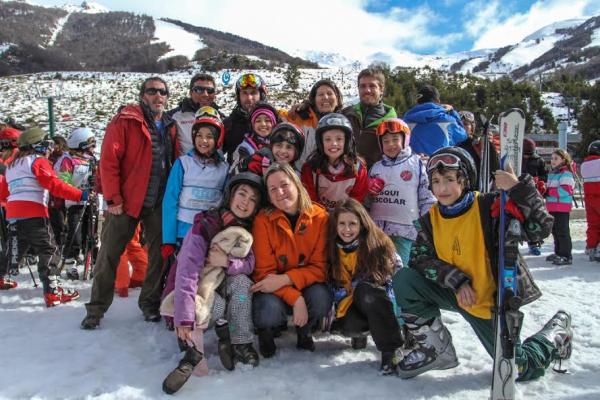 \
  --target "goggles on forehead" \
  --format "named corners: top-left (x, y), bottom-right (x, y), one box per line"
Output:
top-left (195, 106), bottom-right (220, 119)
top-left (237, 74), bottom-right (263, 90)
top-left (427, 153), bottom-right (462, 172)
top-left (32, 137), bottom-right (54, 153)
top-left (376, 119), bottom-right (410, 136)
